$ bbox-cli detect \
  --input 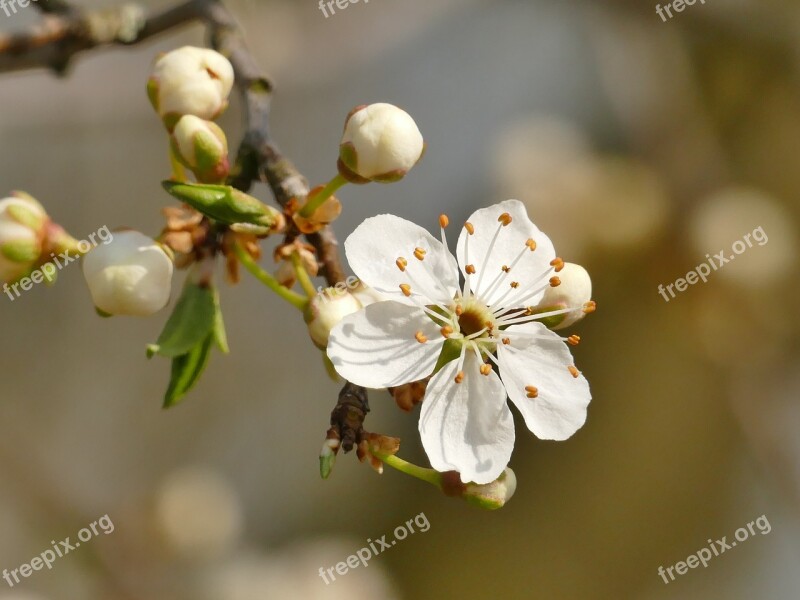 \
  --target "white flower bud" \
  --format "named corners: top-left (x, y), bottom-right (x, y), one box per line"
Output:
top-left (462, 467), bottom-right (517, 510)
top-left (82, 231), bottom-right (173, 317)
top-left (306, 289), bottom-right (362, 349)
top-left (350, 279), bottom-right (385, 308)
top-left (171, 115), bottom-right (230, 183)
top-left (0, 194), bottom-right (47, 283)
top-left (535, 262), bottom-right (592, 330)
top-left (148, 46), bottom-right (234, 130)
top-left (338, 103), bottom-right (424, 183)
